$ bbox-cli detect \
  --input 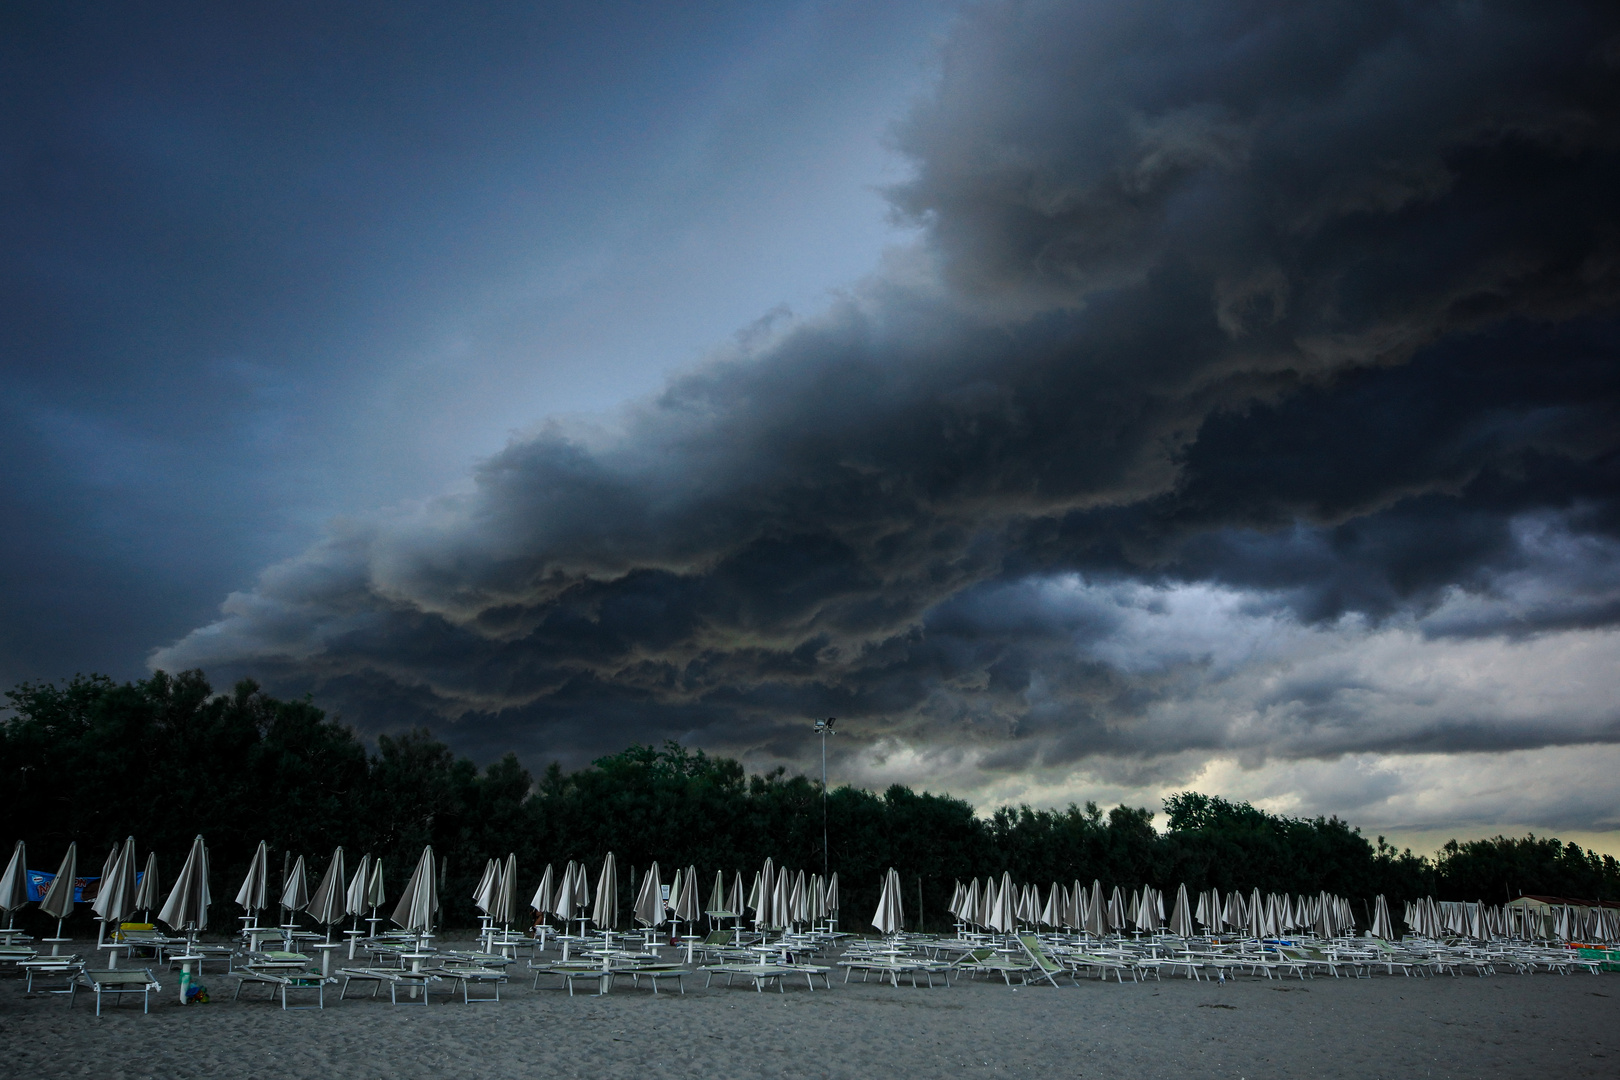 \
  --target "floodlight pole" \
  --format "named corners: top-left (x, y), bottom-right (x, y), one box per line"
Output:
top-left (814, 718), bottom-right (836, 879)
